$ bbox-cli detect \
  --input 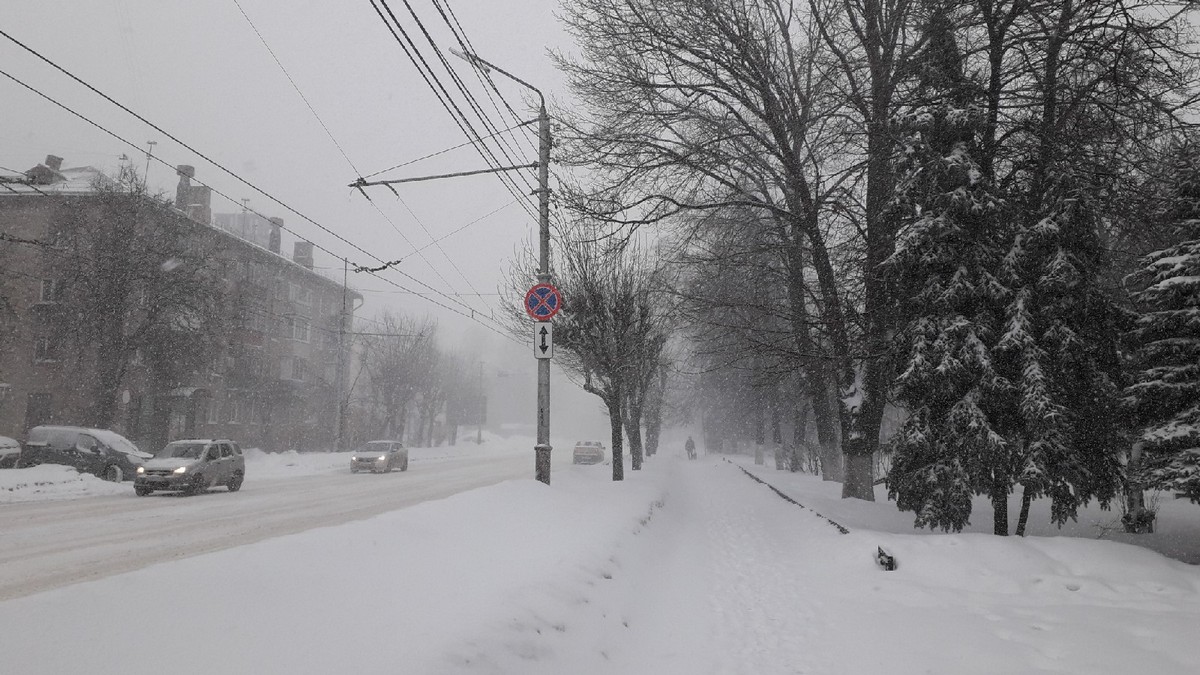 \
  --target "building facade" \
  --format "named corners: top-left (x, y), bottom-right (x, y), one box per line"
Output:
top-left (0, 156), bottom-right (361, 452)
